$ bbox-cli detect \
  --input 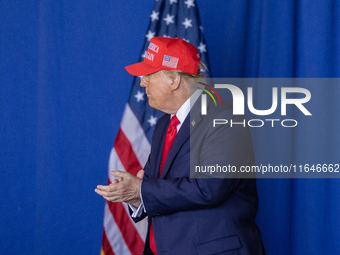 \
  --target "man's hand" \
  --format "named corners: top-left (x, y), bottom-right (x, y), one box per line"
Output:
top-left (95, 170), bottom-right (144, 208)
